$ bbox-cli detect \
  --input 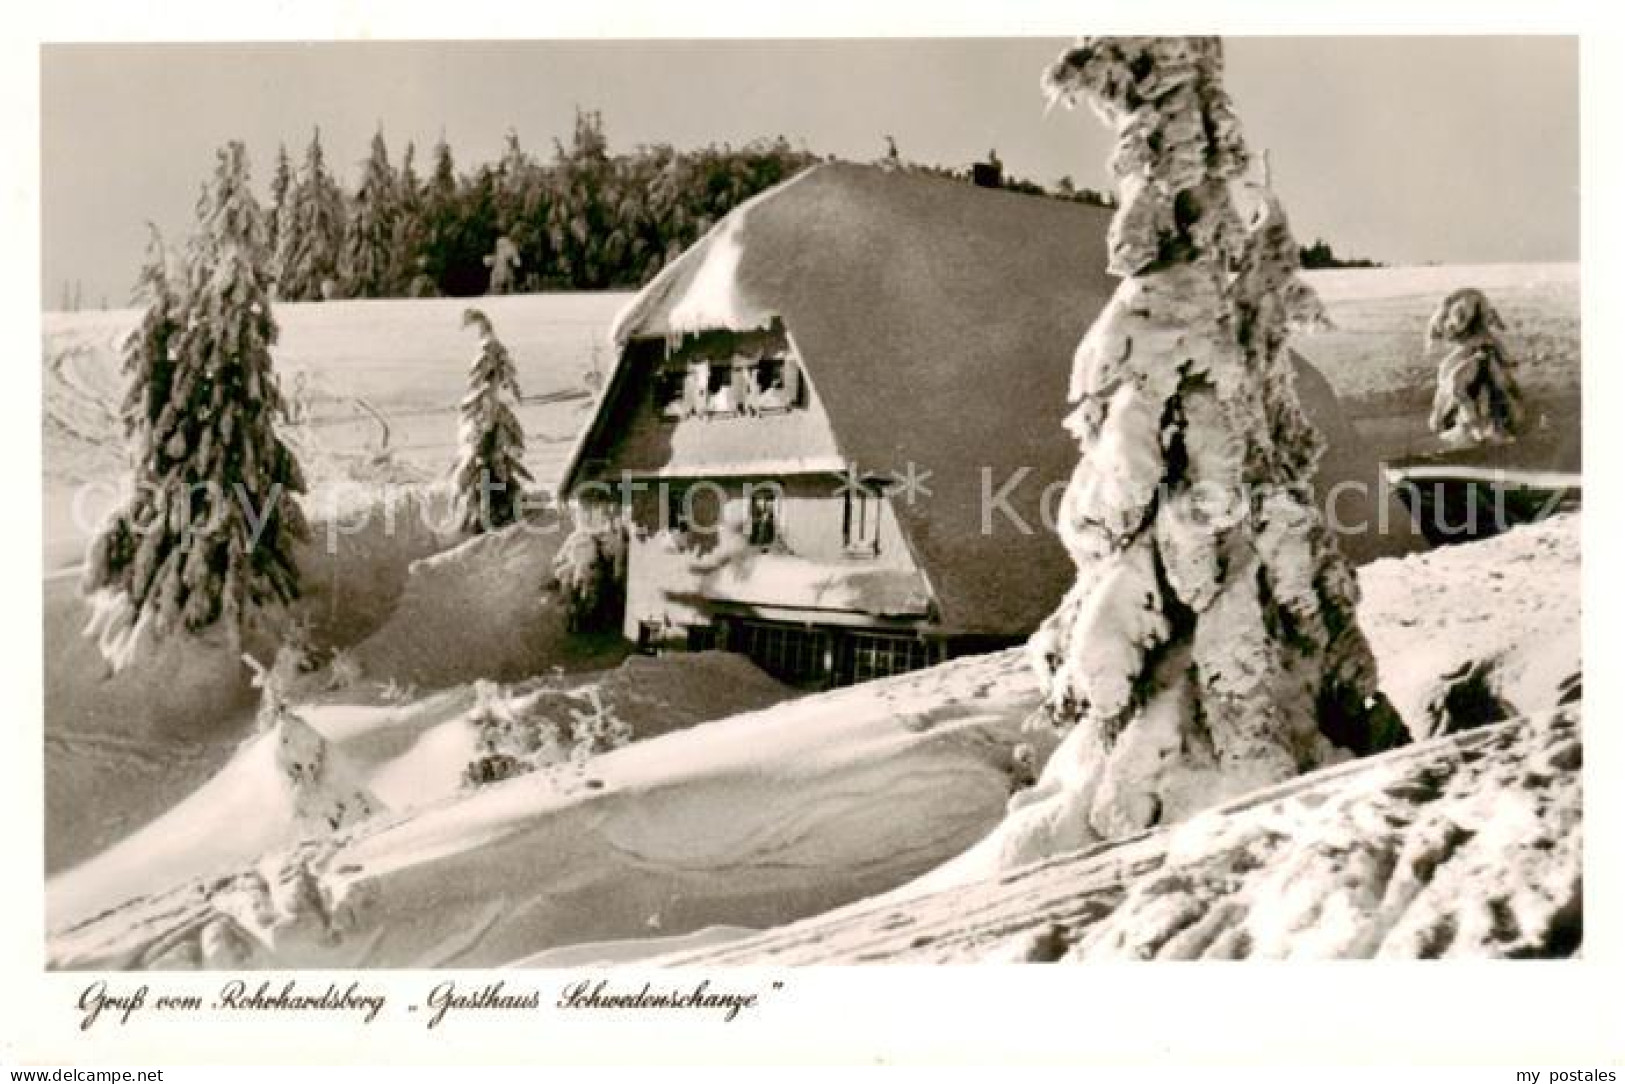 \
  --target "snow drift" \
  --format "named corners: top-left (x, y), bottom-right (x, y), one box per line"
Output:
top-left (346, 515), bottom-right (627, 690)
top-left (47, 514), bottom-right (1580, 967)
top-left (48, 650), bottom-right (796, 936)
top-left (47, 649), bottom-right (1039, 968)
top-left (44, 487), bottom-right (452, 872)
top-left (663, 706), bottom-right (1581, 963)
